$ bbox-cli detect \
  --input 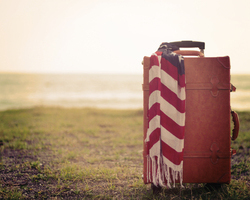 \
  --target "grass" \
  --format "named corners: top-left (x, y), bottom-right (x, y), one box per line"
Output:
top-left (0, 106), bottom-right (249, 199)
